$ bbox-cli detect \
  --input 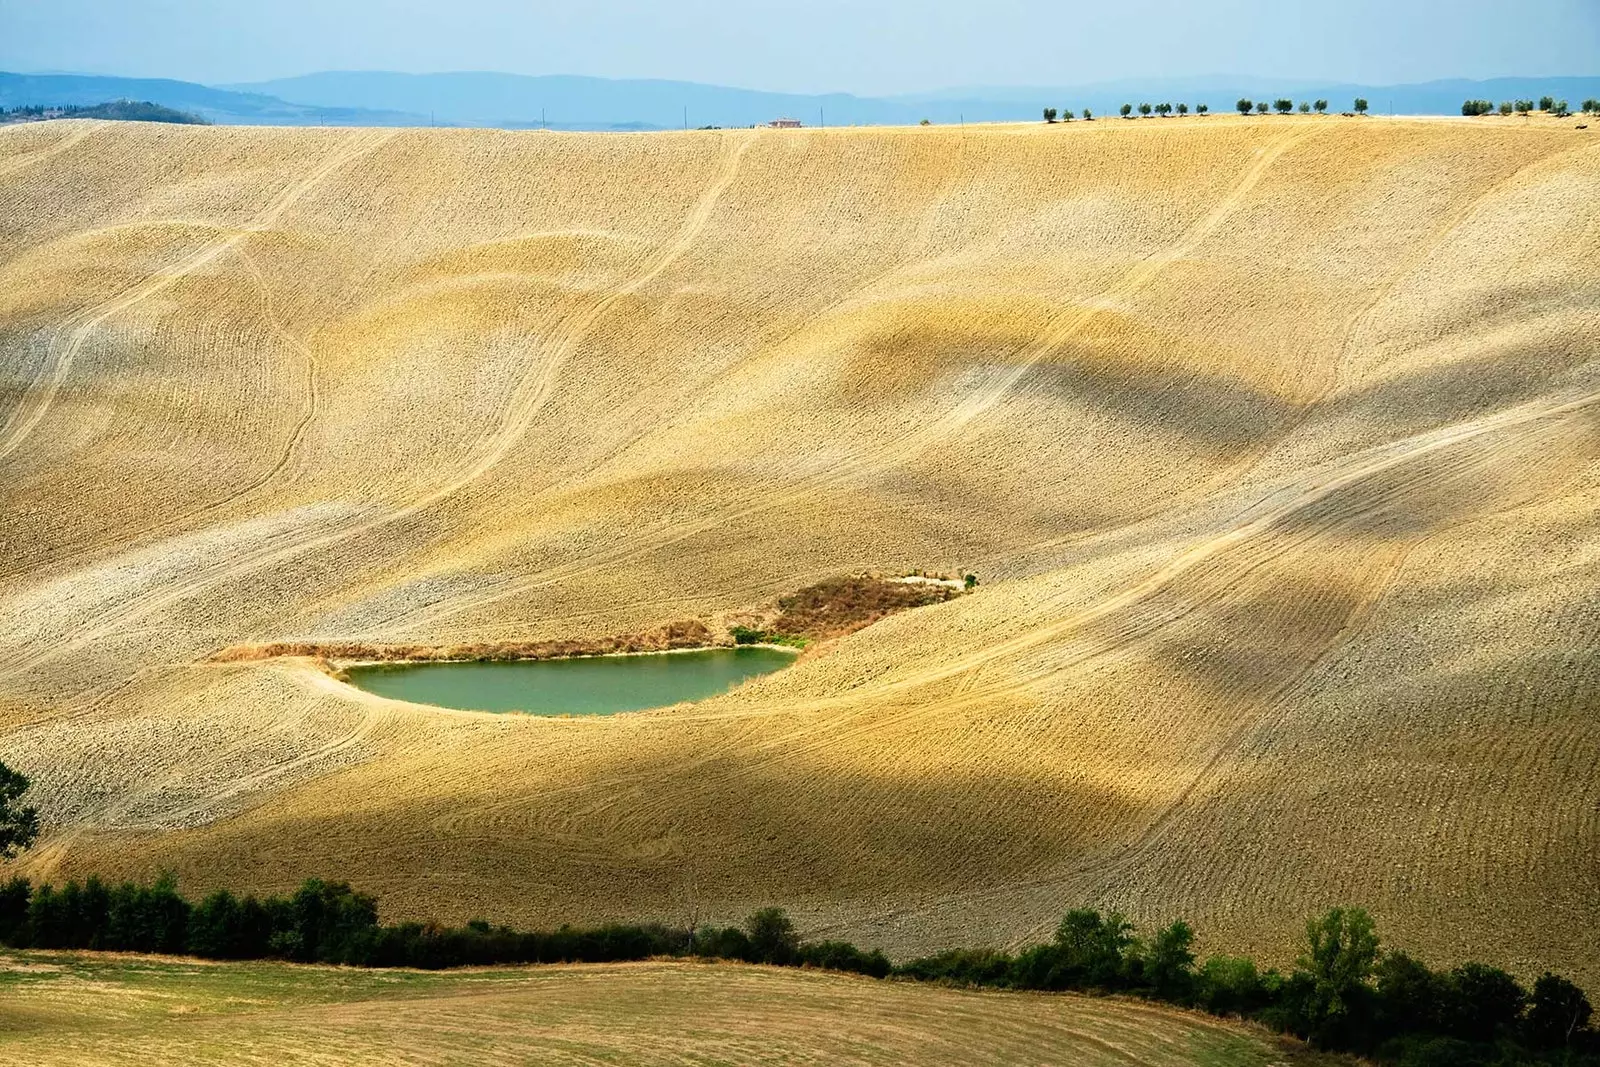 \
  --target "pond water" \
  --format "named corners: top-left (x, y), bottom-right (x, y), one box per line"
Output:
top-left (344, 647), bottom-right (797, 715)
